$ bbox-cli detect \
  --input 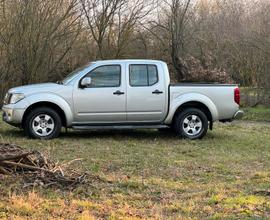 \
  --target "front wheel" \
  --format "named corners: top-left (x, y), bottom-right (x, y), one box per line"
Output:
top-left (173, 108), bottom-right (208, 139)
top-left (24, 107), bottom-right (62, 139)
